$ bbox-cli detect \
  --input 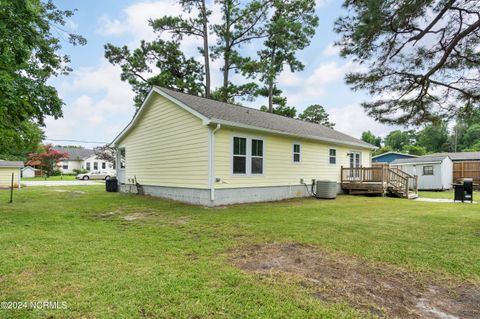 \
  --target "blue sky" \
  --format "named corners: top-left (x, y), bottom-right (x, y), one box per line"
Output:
top-left (45, 0), bottom-right (398, 147)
